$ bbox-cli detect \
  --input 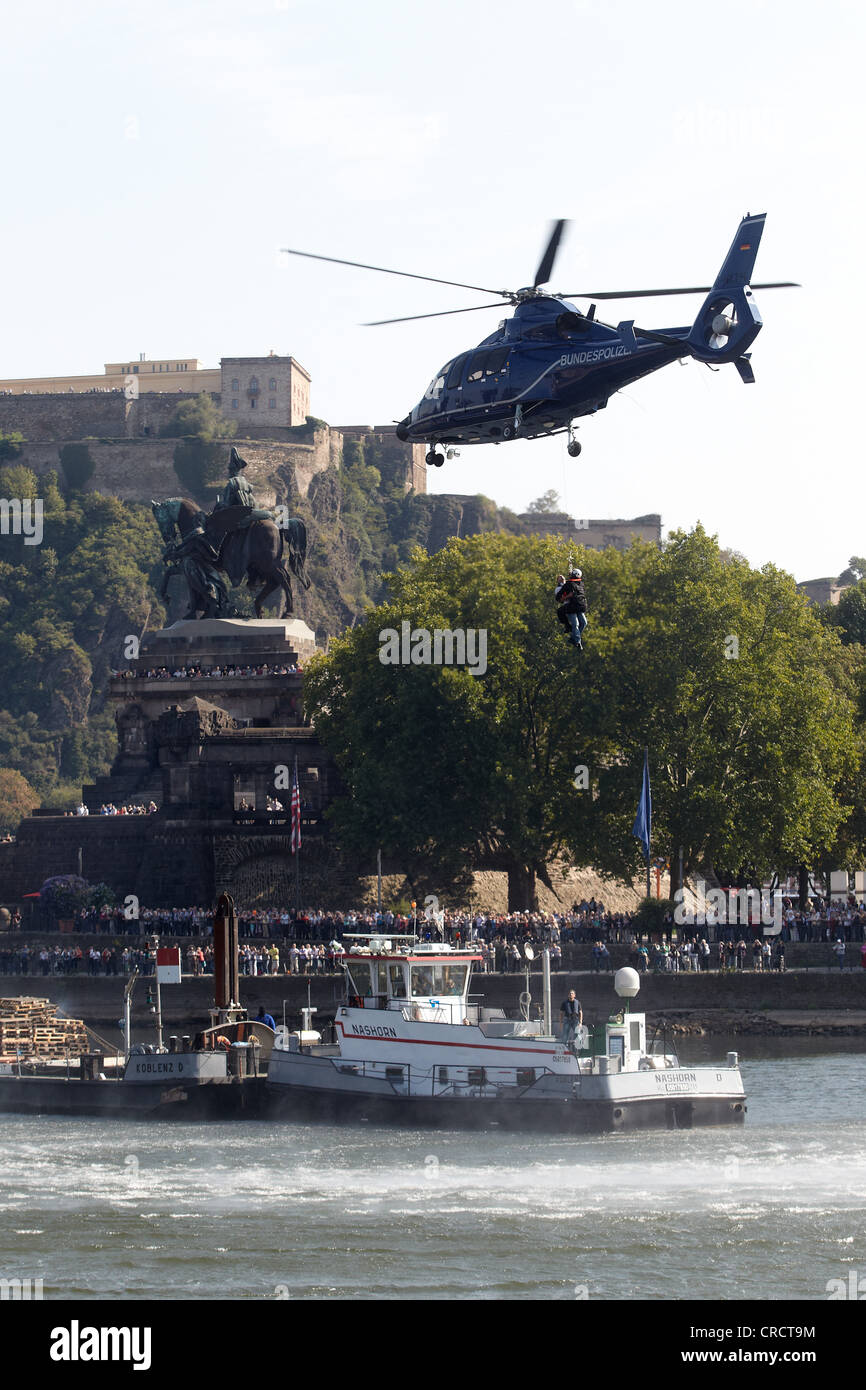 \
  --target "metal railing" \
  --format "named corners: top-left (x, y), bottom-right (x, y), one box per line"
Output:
top-left (330, 1056), bottom-right (558, 1097)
